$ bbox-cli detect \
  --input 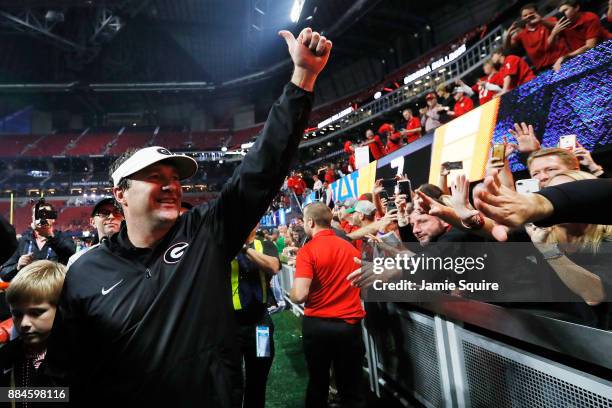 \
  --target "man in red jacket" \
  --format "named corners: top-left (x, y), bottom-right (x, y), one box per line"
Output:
top-left (291, 202), bottom-right (365, 408)
top-left (400, 108), bottom-right (422, 143)
top-left (450, 87), bottom-right (474, 118)
top-left (362, 129), bottom-right (385, 160)
top-left (324, 164), bottom-right (336, 184)
top-left (287, 171), bottom-right (307, 197)
top-left (505, 3), bottom-right (569, 71)
top-left (548, 0), bottom-right (612, 71)
top-left (474, 60), bottom-right (504, 104)
top-left (379, 123), bottom-right (403, 154)
top-left (344, 141), bottom-right (356, 172)
top-left (455, 60), bottom-right (503, 106)
top-left (491, 48), bottom-right (536, 93)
